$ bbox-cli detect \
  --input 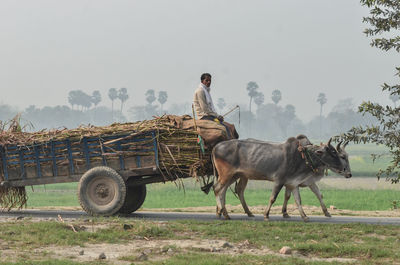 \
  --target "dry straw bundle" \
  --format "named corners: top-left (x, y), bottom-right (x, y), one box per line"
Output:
top-left (0, 115), bottom-right (215, 210)
top-left (0, 115), bottom-right (28, 210)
